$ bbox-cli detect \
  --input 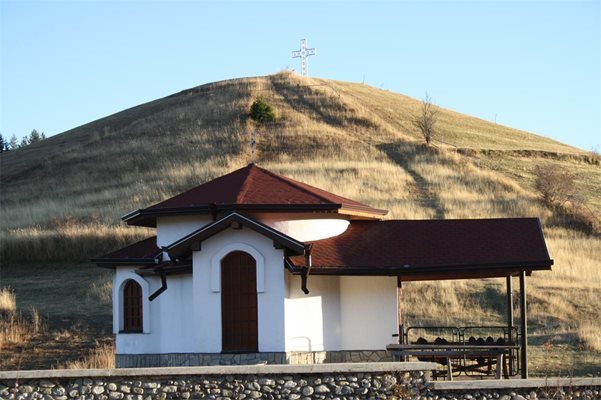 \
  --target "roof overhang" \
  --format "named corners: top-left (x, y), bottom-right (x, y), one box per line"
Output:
top-left (285, 258), bottom-right (553, 280)
top-left (122, 204), bottom-right (347, 227)
top-left (166, 212), bottom-right (309, 261)
top-left (91, 236), bottom-right (162, 268)
top-left (93, 257), bottom-right (159, 268)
